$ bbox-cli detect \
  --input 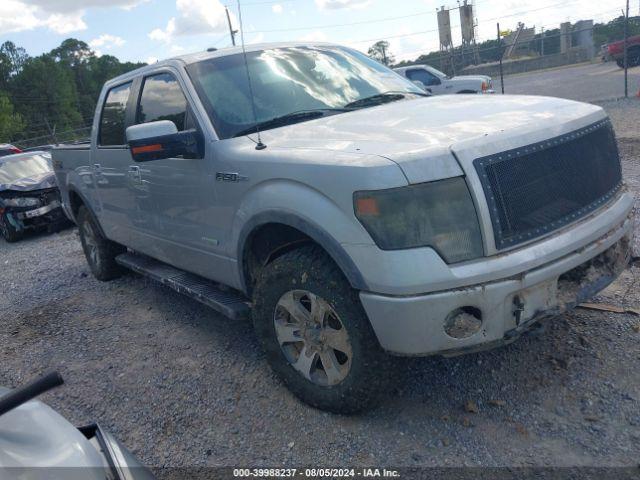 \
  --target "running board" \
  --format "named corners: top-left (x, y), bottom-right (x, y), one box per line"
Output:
top-left (115, 252), bottom-right (251, 320)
